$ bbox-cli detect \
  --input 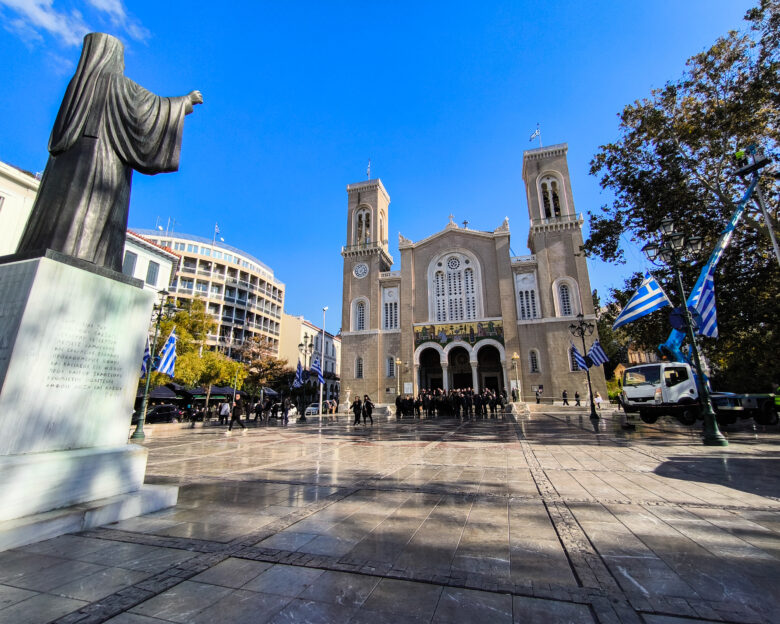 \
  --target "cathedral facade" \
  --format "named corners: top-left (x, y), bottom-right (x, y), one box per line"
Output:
top-left (339, 144), bottom-right (607, 404)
